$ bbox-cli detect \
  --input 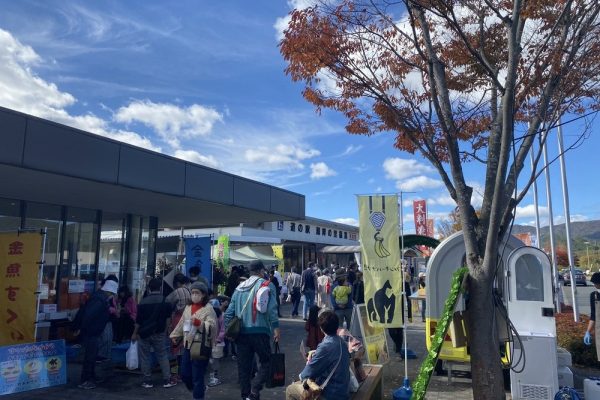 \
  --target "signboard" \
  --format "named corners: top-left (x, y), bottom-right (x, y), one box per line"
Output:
top-left (0, 340), bottom-right (67, 395)
top-left (185, 237), bottom-right (212, 287)
top-left (350, 304), bottom-right (389, 364)
top-left (413, 200), bottom-right (428, 236)
top-left (357, 195), bottom-right (403, 328)
top-left (271, 245), bottom-right (284, 273)
top-left (0, 232), bottom-right (42, 346)
top-left (67, 280), bottom-right (85, 294)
